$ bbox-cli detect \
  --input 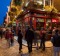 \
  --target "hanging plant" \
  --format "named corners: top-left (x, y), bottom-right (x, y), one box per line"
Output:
top-left (14, 0), bottom-right (22, 6)
top-left (8, 12), bottom-right (14, 16)
top-left (11, 7), bottom-right (17, 12)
